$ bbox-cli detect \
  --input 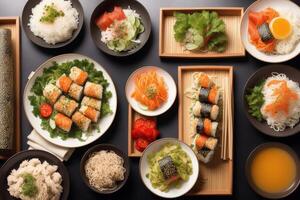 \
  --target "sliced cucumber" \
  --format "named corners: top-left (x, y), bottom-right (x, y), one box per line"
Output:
top-left (138, 103), bottom-right (148, 111)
